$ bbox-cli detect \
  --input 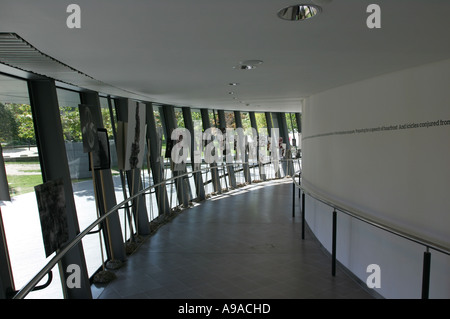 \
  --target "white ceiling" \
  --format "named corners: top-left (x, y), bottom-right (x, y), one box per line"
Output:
top-left (1, 0), bottom-right (450, 112)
